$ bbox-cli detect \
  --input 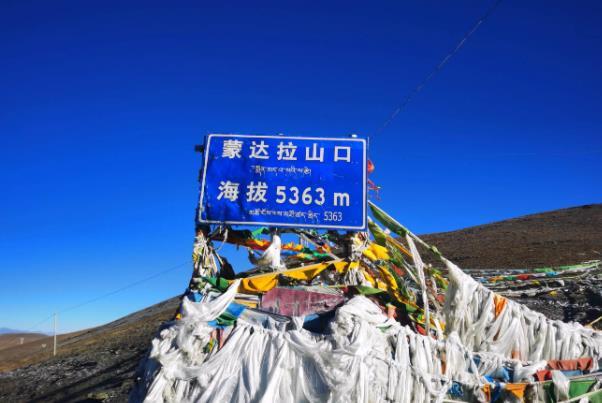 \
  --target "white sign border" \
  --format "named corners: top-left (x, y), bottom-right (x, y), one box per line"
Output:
top-left (198, 133), bottom-right (367, 230)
